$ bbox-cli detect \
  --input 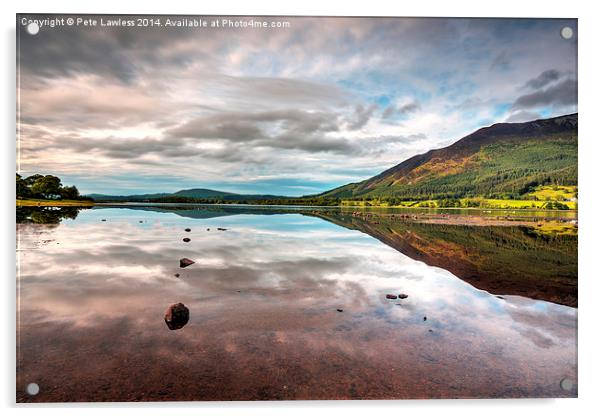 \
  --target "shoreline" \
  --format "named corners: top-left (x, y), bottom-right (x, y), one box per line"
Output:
top-left (17, 199), bottom-right (578, 213)
top-left (16, 199), bottom-right (94, 207)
